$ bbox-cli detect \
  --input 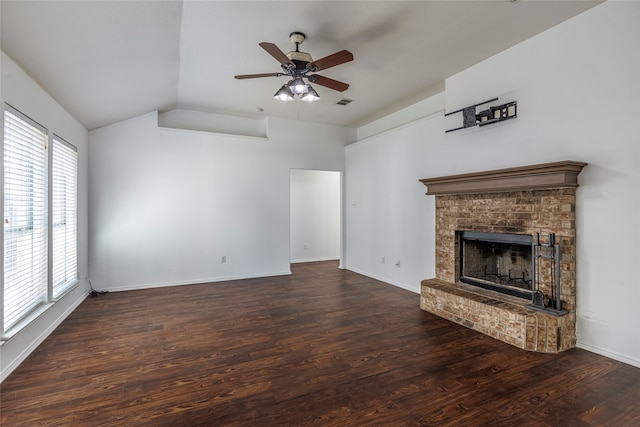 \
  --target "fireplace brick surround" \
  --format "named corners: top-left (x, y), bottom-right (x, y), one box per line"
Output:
top-left (419, 161), bottom-right (586, 353)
